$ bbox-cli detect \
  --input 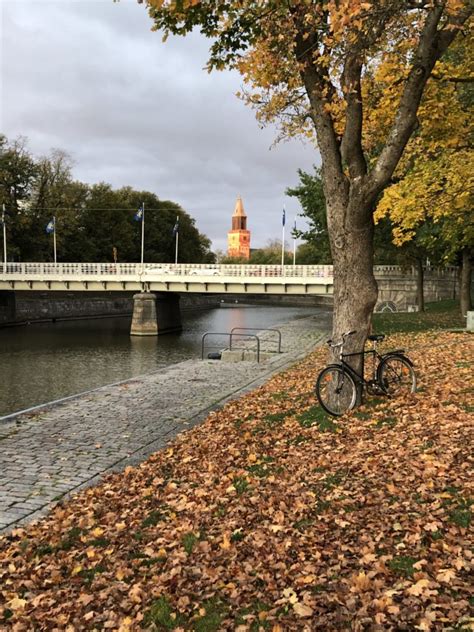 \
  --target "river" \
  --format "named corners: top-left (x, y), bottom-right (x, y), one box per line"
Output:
top-left (0, 304), bottom-right (330, 418)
